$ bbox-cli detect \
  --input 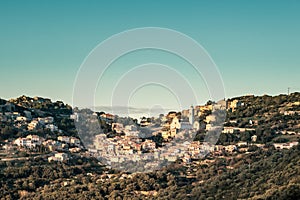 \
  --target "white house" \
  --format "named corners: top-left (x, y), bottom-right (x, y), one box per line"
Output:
top-left (70, 137), bottom-right (81, 146)
top-left (274, 142), bottom-right (299, 150)
top-left (45, 124), bottom-right (58, 132)
top-left (48, 152), bottom-right (69, 162)
top-left (57, 136), bottom-right (70, 143)
top-left (205, 115), bottom-right (216, 124)
top-left (16, 116), bottom-right (27, 122)
top-left (14, 135), bottom-right (43, 148)
top-left (142, 139), bottom-right (156, 151)
top-left (251, 135), bottom-right (257, 142)
top-left (70, 113), bottom-right (79, 122)
top-left (38, 116), bottom-right (54, 125)
top-left (237, 141), bottom-right (248, 147)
